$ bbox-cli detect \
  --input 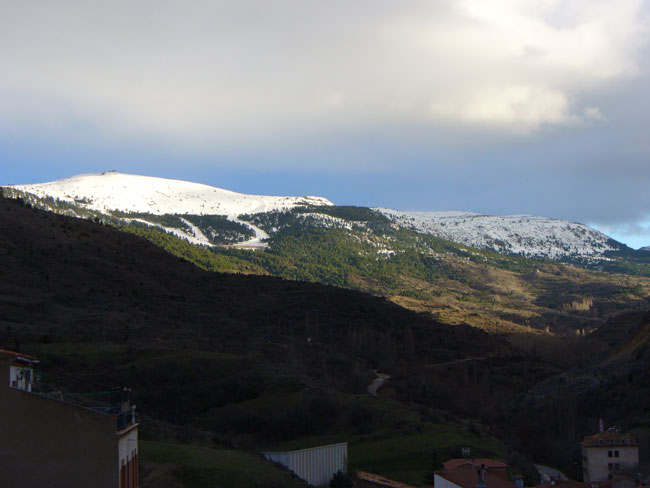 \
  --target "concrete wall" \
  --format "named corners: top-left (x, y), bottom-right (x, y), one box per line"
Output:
top-left (0, 359), bottom-right (120, 488)
top-left (435, 473), bottom-right (462, 488)
top-left (582, 445), bottom-right (639, 482)
top-left (263, 442), bottom-right (347, 487)
top-left (118, 425), bottom-right (139, 487)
